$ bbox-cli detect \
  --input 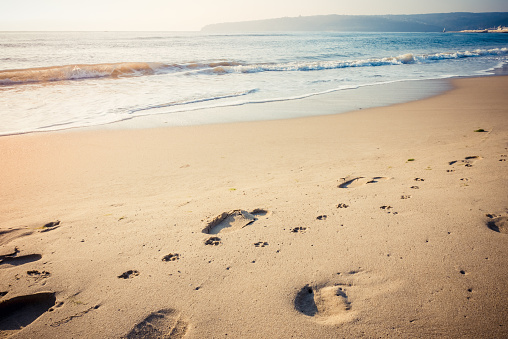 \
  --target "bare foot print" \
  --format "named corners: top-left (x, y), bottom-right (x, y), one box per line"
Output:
top-left (449, 156), bottom-right (482, 168)
top-left (0, 253), bottom-right (42, 268)
top-left (486, 213), bottom-right (508, 234)
top-left (0, 292), bottom-right (56, 337)
top-left (203, 209), bottom-right (270, 234)
top-left (124, 308), bottom-right (189, 339)
top-left (338, 176), bottom-right (390, 188)
top-left (295, 284), bottom-right (355, 325)
top-left (294, 271), bottom-right (400, 325)
top-left (118, 270), bottom-right (139, 279)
